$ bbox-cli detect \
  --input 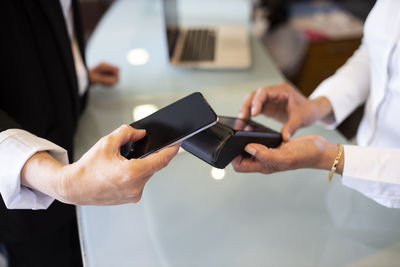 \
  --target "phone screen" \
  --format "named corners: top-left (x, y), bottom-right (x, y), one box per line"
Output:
top-left (121, 92), bottom-right (217, 159)
top-left (218, 116), bottom-right (277, 133)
